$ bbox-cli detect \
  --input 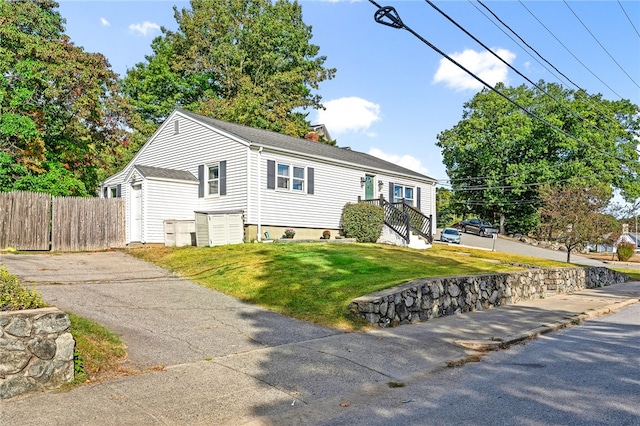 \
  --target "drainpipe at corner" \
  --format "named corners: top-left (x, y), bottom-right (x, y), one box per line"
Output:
top-left (257, 146), bottom-right (263, 242)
